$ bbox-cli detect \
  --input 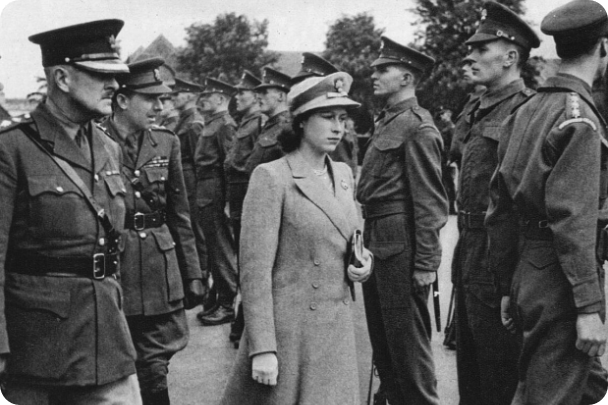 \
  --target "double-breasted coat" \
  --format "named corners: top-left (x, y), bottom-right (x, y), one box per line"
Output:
top-left (220, 153), bottom-right (361, 405)
top-left (0, 104), bottom-right (136, 386)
